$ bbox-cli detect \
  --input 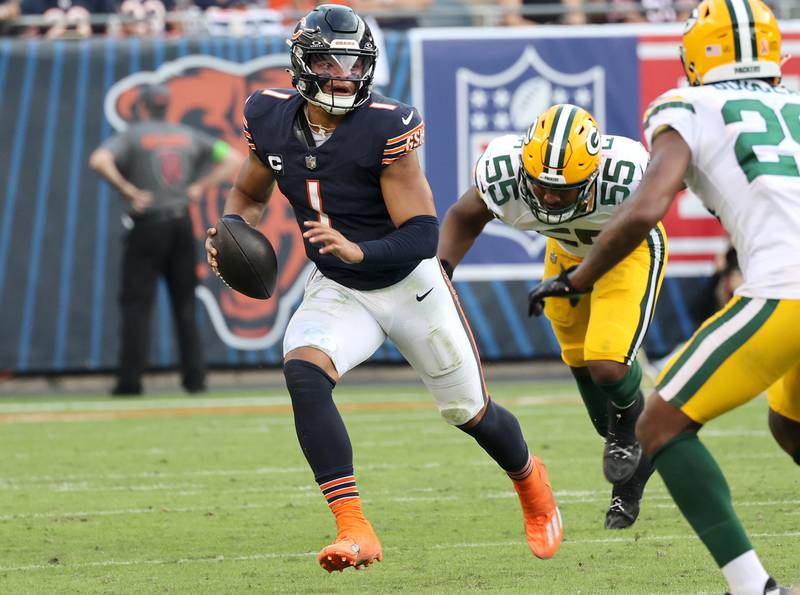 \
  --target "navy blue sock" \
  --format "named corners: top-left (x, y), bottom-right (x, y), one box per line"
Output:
top-left (459, 399), bottom-right (530, 475)
top-left (283, 359), bottom-right (353, 484)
